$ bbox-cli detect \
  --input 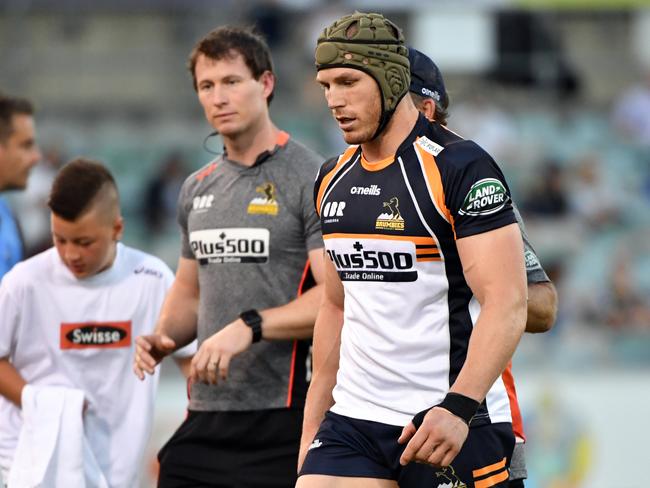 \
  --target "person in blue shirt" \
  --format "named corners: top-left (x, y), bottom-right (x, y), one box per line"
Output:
top-left (0, 94), bottom-right (41, 278)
